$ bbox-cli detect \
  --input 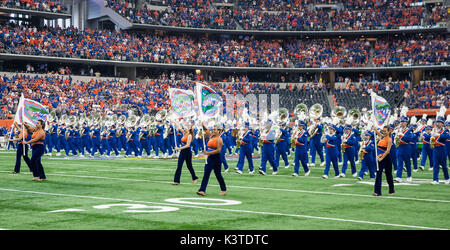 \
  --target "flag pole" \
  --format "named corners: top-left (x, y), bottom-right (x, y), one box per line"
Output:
top-left (373, 127), bottom-right (379, 172)
top-left (22, 119), bottom-right (25, 156)
top-left (201, 124), bottom-right (208, 164)
top-left (370, 90), bottom-right (380, 172)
